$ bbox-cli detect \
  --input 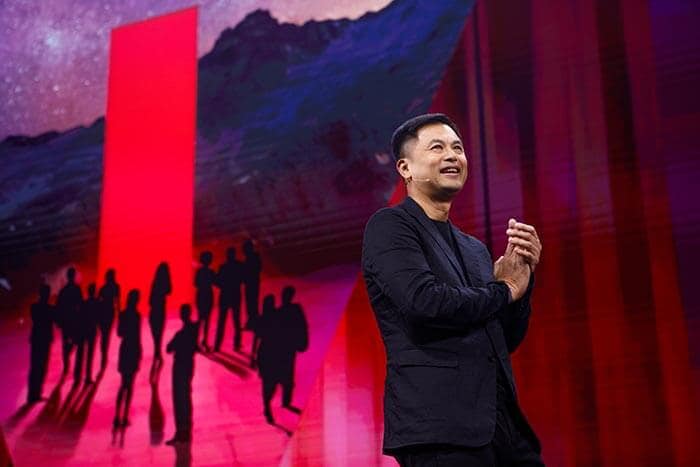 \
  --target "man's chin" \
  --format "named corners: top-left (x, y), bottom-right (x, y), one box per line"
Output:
top-left (433, 184), bottom-right (463, 201)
